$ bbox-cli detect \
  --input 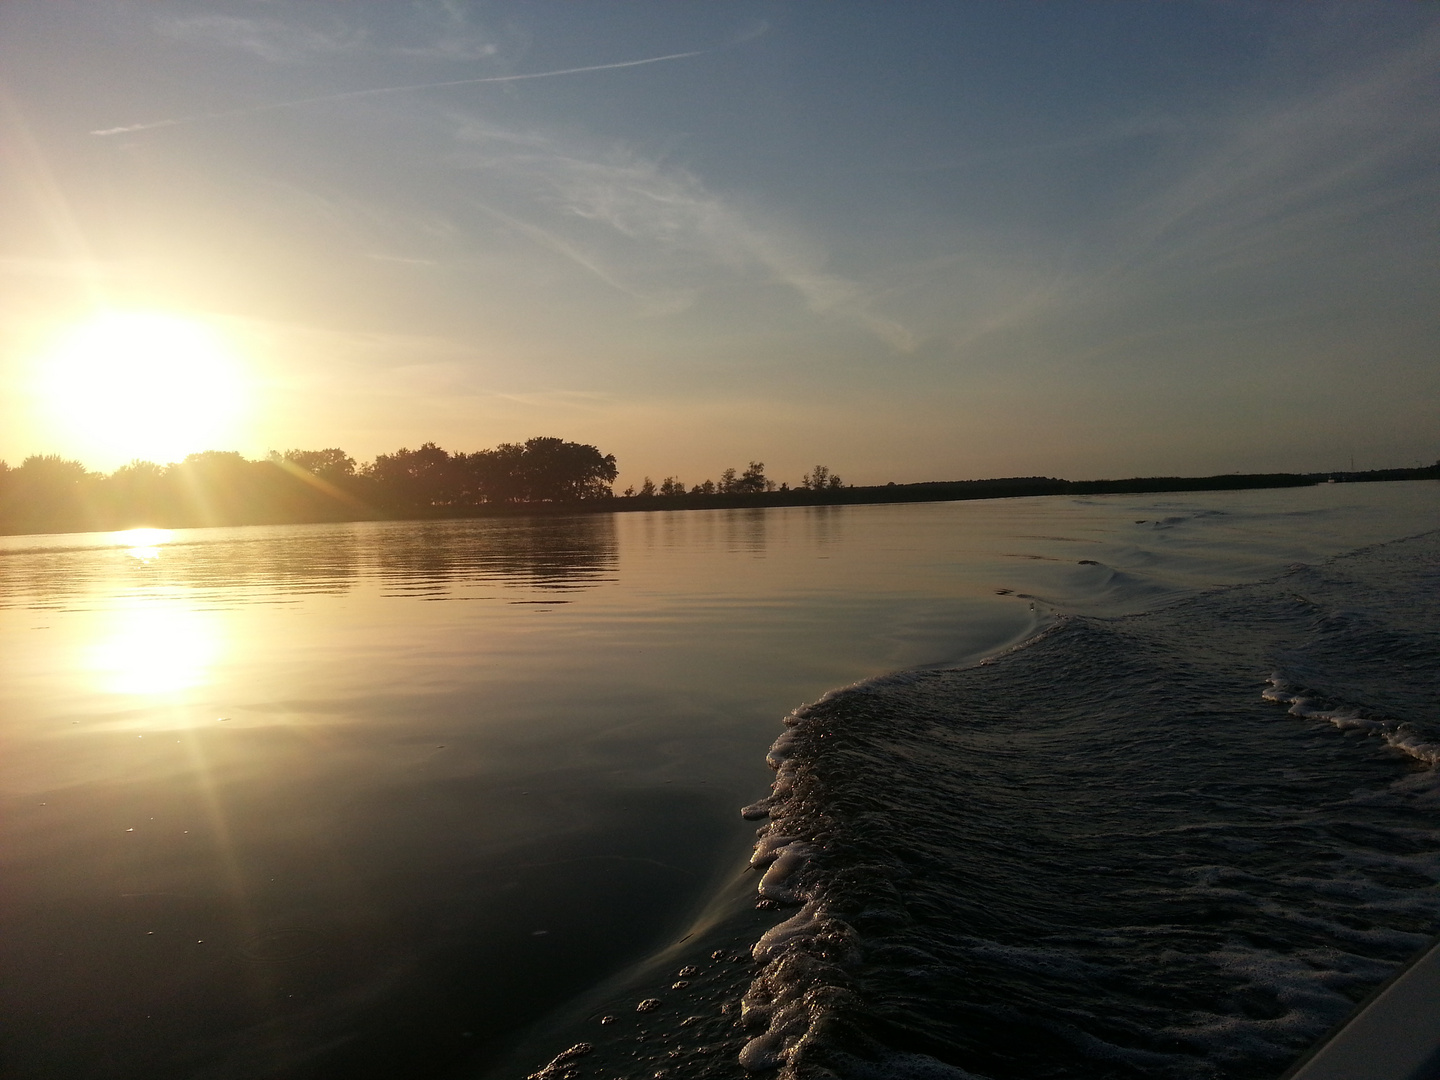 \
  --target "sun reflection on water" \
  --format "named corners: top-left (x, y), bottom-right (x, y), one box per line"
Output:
top-left (90, 598), bottom-right (220, 695)
top-left (114, 528), bottom-right (174, 563)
